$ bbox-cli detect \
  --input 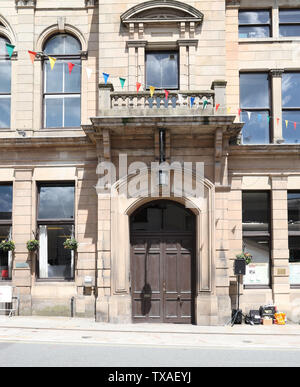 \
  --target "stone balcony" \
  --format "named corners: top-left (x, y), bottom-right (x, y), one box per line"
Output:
top-left (98, 80), bottom-right (227, 118)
